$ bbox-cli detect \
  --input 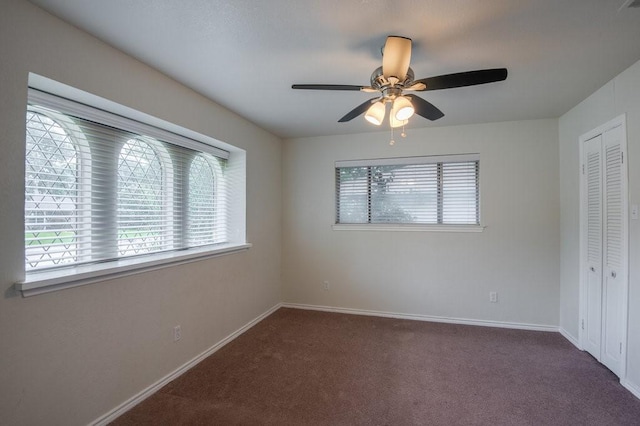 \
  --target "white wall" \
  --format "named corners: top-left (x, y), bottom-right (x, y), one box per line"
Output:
top-left (559, 59), bottom-right (640, 394)
top-left (0, 1), bottom-right (282, 425)
top-left (282, 119), bottom-right (560, 327)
